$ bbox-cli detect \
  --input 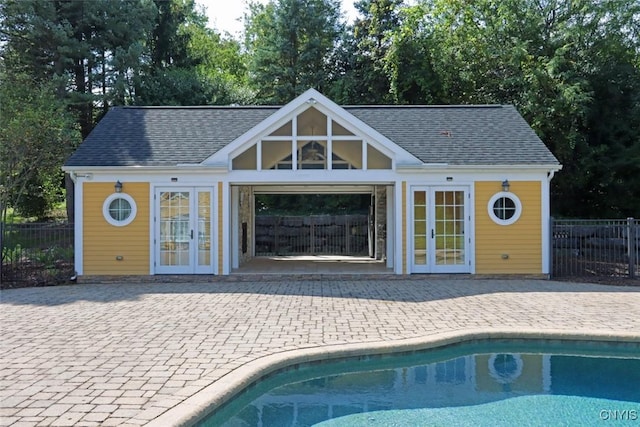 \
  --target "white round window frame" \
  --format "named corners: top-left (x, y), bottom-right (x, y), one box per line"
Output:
top-left (487, 192), bottom-right (522, 226)
top-left (102, 193), bottom-right (137, 227)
